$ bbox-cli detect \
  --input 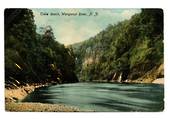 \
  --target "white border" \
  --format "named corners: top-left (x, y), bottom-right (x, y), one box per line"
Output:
top-left (1, 0), bottom-right (170, 119)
